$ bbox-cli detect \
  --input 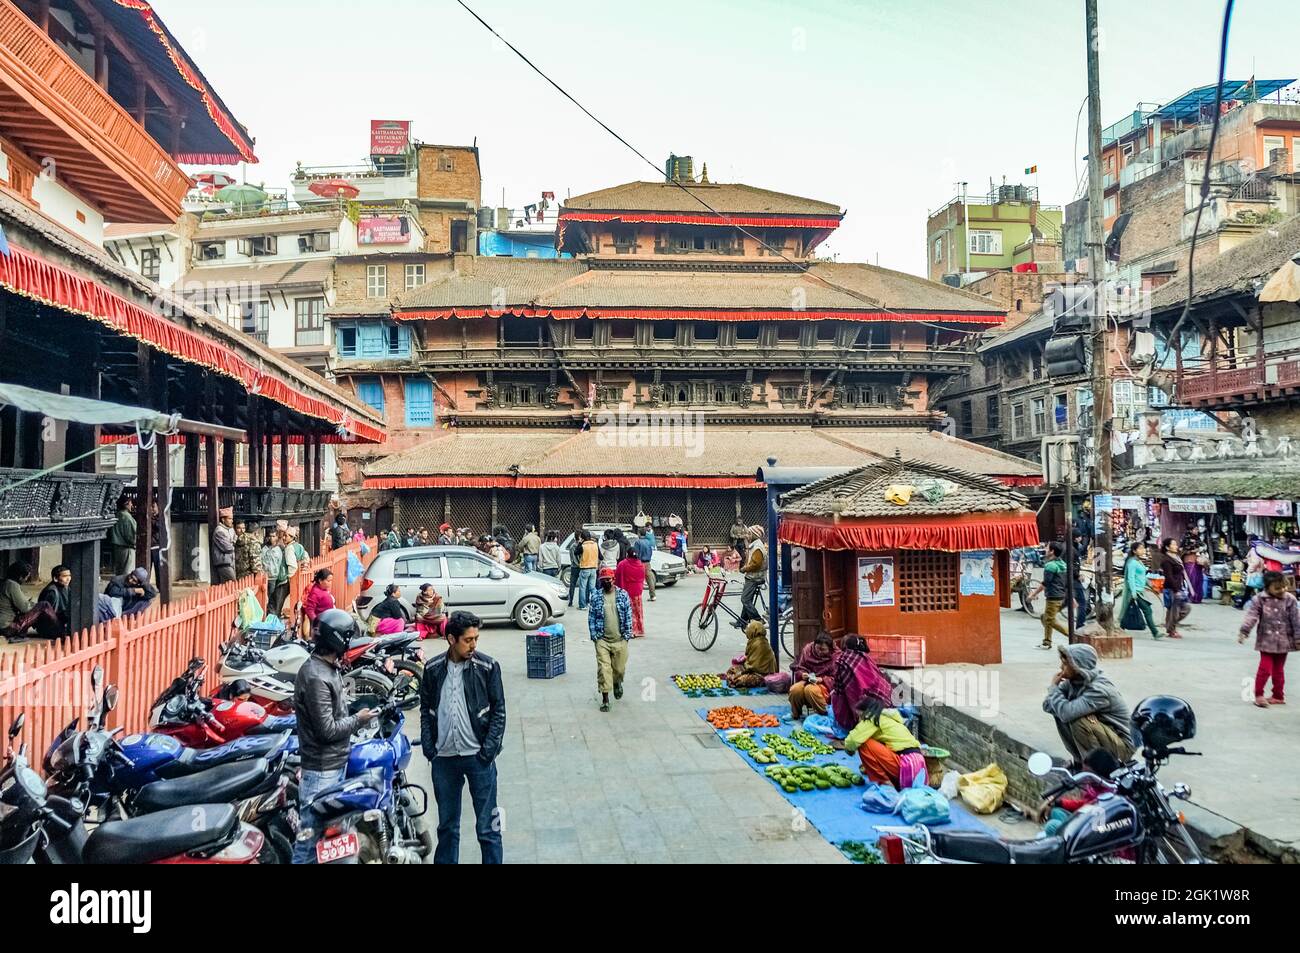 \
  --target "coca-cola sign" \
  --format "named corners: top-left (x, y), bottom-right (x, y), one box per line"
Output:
top-left (369, 120), bottom-right (411, 156)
